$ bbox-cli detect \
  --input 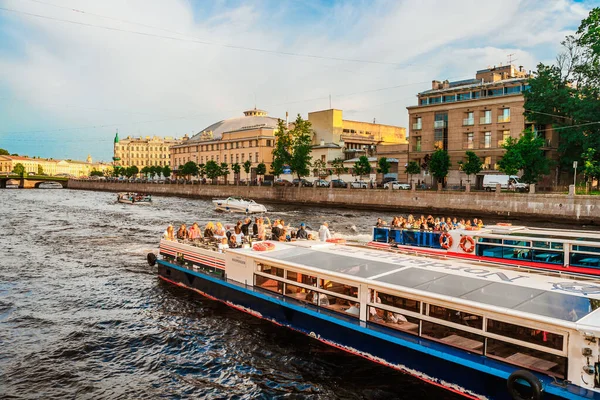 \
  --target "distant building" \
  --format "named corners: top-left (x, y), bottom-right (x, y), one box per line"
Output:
top-left (0, 155), bottom-right (111, 176)
top-left (113, 132), bottom-right (186, 168)
top-left (406, 65), bottom-right (558, 187)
